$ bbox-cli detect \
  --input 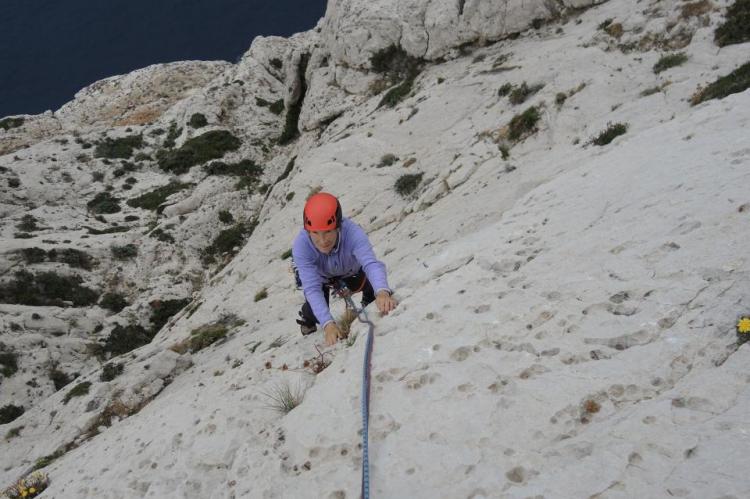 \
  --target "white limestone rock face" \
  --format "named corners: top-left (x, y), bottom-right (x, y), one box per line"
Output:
top-left (321, 0), bottom-right (602, 67)
top-left (55, 61), bottom-right (230, 129)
